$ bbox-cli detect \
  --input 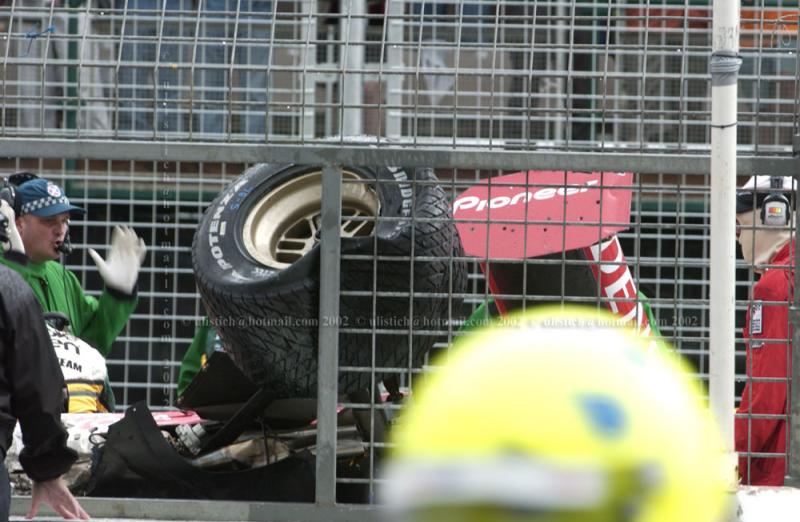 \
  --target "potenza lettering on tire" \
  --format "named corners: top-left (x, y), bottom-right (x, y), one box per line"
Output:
top-left (207, 177), bottom-right (248, 271)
